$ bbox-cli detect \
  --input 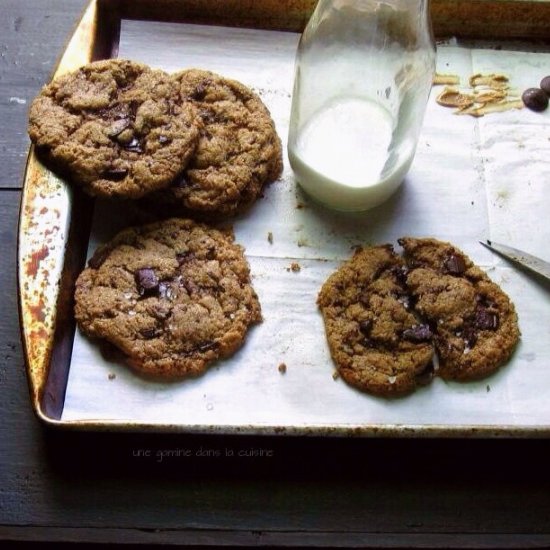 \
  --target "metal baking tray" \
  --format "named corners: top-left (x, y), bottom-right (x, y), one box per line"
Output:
top-left (18, 0), bottom-right (550, 435)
